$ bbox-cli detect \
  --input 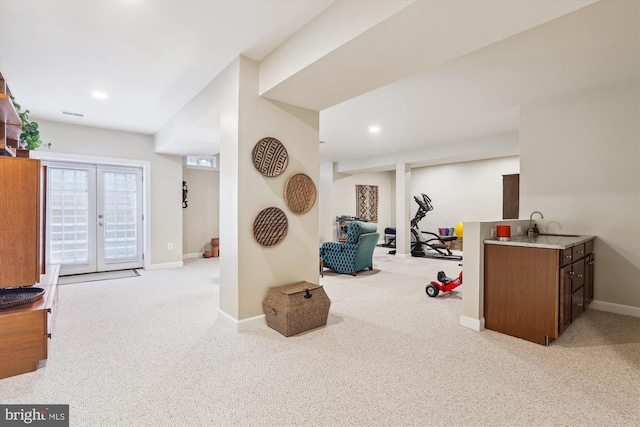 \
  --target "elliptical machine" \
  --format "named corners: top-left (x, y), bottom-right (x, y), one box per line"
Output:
top-left (409, 194), bottom-right (462, 261)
